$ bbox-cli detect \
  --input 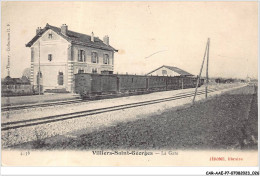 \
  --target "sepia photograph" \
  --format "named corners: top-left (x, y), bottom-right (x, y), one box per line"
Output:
top-left (1, 1), bottom-right (258, 170)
